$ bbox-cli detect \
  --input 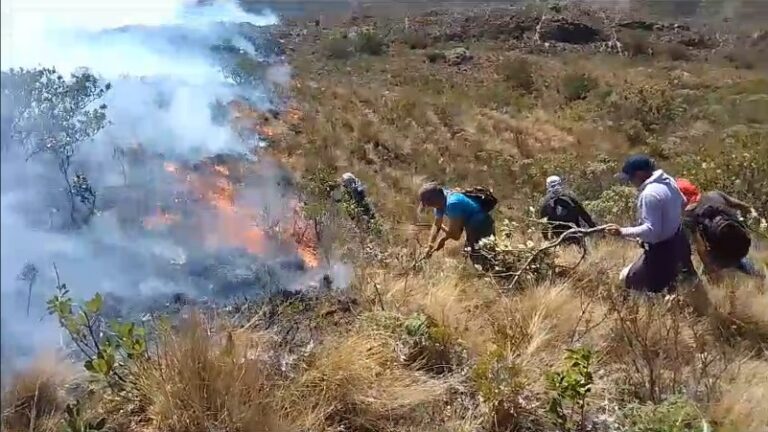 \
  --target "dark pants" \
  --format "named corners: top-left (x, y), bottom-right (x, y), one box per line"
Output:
top-left (465, 213), bottom-right (495, 269)
top-left (711, 256), bottom-right (765, 278)
top-left (625, 229), bottom-right (697, 293)
top-left (465, 213), bottom-right (495, 249)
